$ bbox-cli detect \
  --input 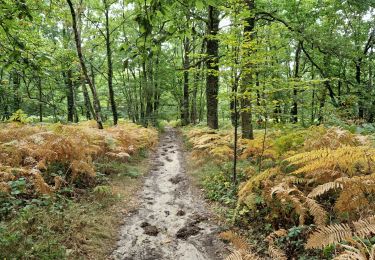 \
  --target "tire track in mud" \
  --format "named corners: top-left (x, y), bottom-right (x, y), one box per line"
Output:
top-left (111, 127), bottom-right (229, 260)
